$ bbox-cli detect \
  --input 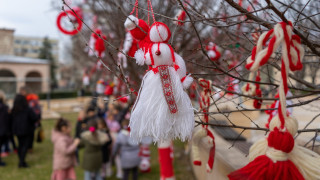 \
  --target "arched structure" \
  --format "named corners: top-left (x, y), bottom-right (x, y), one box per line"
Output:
top-left (25, 71), bottom-right (42, 93)
top-left (0, 69), bottom-right (16, 98)
top-left (0, 55), bottom-right (50, 98)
